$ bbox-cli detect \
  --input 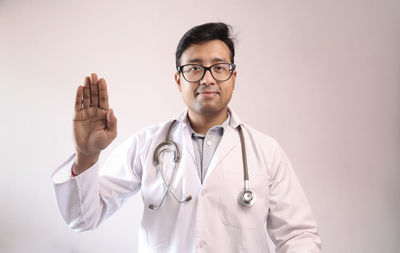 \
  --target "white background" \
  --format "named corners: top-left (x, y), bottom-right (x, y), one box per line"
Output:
top-left (0, 0), bottom-right (399, 252)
